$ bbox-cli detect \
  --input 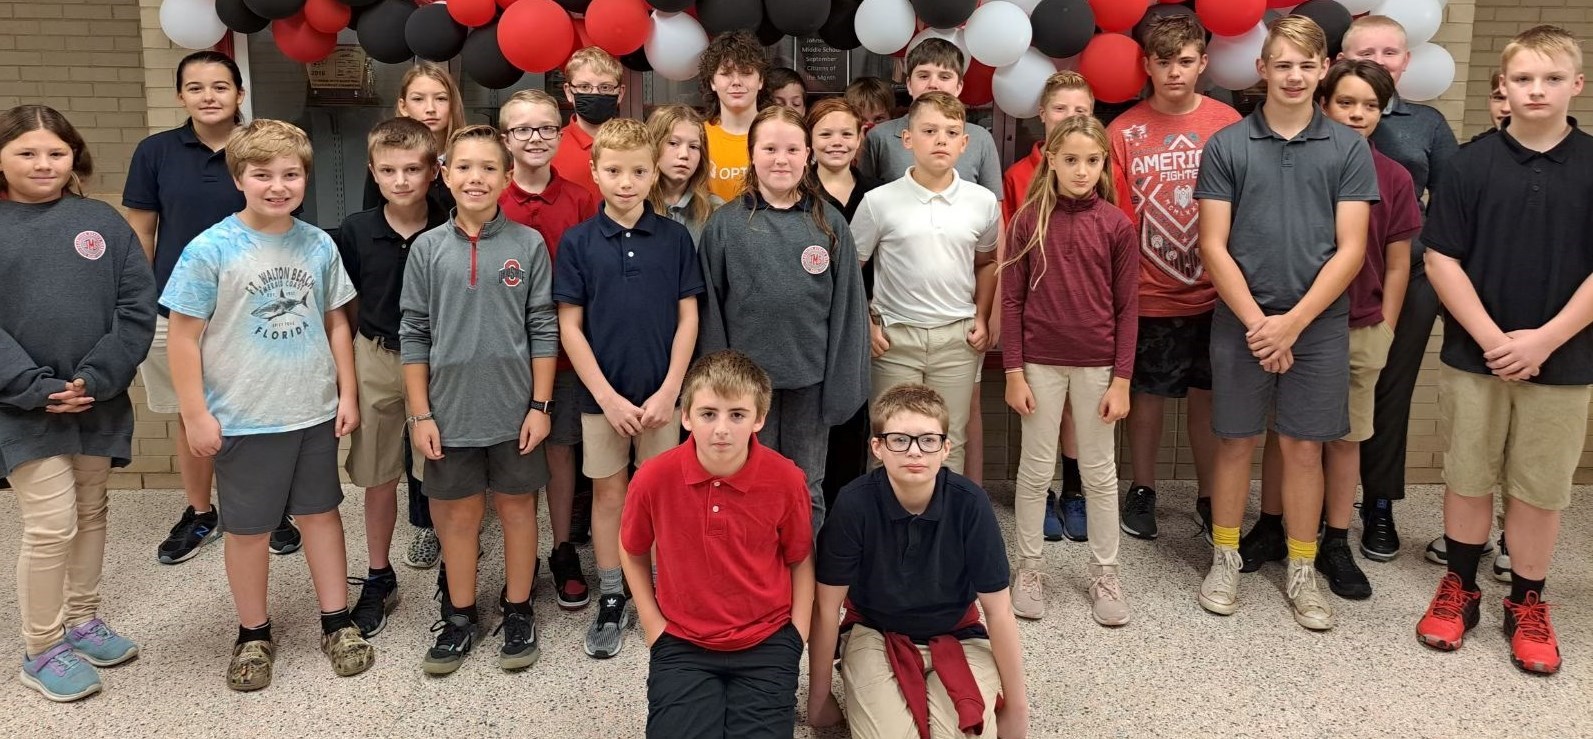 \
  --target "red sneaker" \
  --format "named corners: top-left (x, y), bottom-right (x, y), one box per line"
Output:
top-left (1416, 573), bottom-right (1481, 651)
top-left (1504, 593), bottom-right (1561, 675)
